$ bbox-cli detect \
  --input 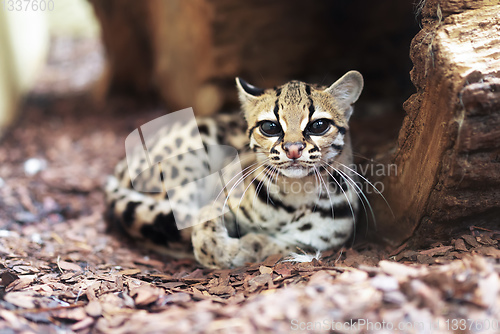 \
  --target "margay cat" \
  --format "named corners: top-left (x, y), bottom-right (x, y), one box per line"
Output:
top-left (105, 71), bottom-right (363, 269)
